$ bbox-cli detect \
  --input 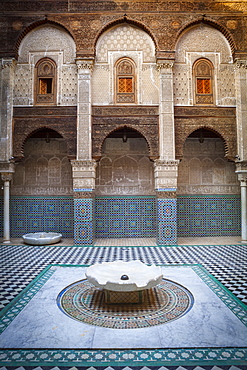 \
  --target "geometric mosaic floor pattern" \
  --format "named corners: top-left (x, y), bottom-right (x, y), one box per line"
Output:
top-left (58, 277), bottom-right (193, 329)
top-left (0, 243), bottom-right (247, 370)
